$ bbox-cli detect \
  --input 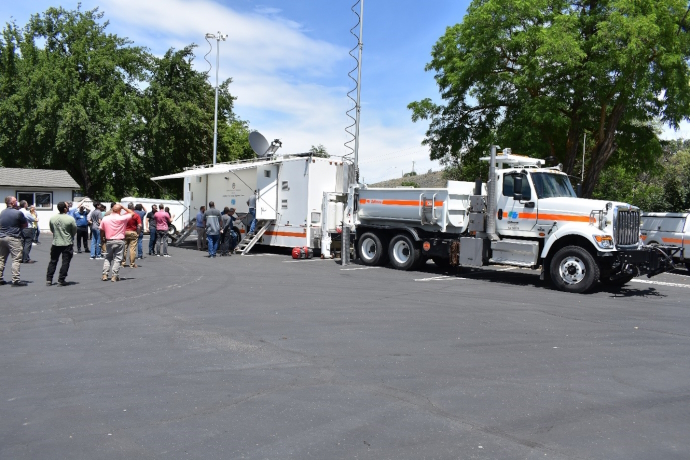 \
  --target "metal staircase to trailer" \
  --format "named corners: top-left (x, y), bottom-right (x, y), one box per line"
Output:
top-left (234, 220), bottom-right (273, 255)
top-left (171, 219), bottom-right (196, 247)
